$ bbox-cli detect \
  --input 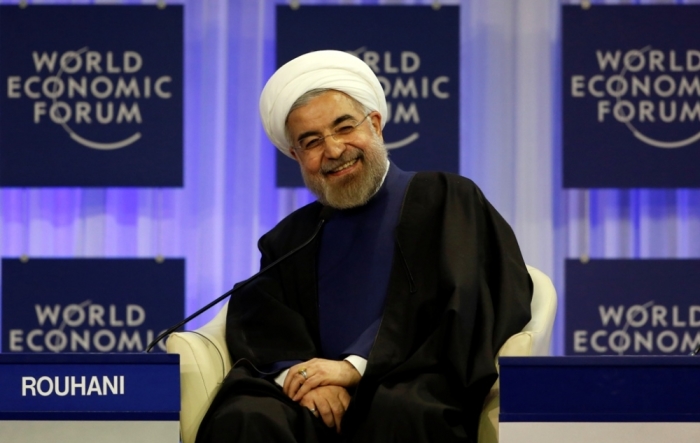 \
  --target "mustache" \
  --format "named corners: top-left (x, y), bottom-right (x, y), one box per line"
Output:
top-left (321, 149), bottom-right (364, 175)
